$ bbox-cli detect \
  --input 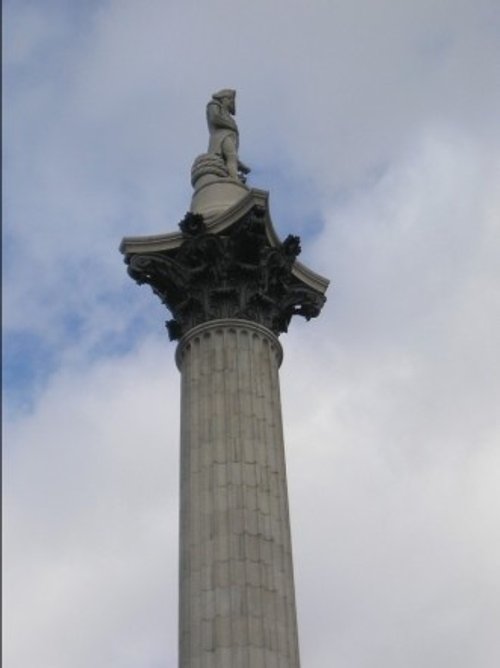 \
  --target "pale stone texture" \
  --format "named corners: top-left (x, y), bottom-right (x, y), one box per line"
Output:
top-left (189, 89), bottom-right (251, 221)
top-left (121, 187), bottom-right (329, 666)
top-left (190, 175), bottom-right (249, 222)
top-left (176, 319), bottom-right (300, 667)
